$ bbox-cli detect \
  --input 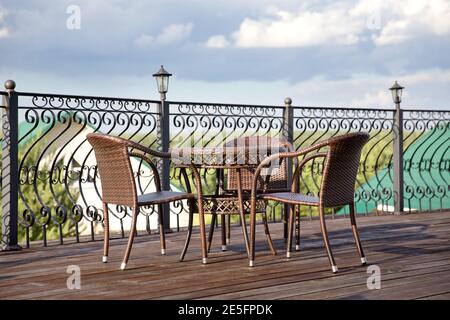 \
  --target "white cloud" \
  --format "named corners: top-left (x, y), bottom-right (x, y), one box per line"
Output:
top-left (157, 23), bottom-right (193, 44)
top-left (205, 35), bottom-right (230, 48)
top-left (0, 7), bottom-right (10, 39)
top-left (372, 20), bottom-right (411, 45)
top-left (290, 68), bottom-right (450, 108)
top-left (135, 23), bottom-right (193, 46)
top-left (231, 5), bottom-right (363, 48)
top-left (171, 68), bottom-right (450, 108)
top-left (0, 27), bottom-right (9, 38)
top-left (208, 0), bottom-right (450, 48)
top-left (372, 0), bottom-right (450, 45)
top-left (134, 33), bottom-right (155, 46)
